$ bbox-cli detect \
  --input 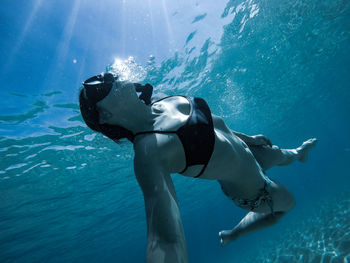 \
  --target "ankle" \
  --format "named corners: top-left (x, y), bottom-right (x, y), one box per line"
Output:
top-left (230, 229), bottom-right (240, 241)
